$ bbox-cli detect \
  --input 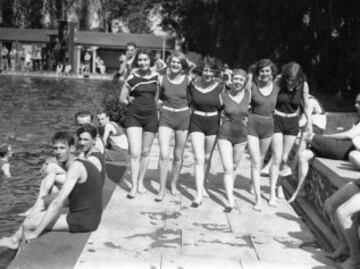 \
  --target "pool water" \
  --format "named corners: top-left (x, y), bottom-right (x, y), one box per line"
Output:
top-left (0, 76), bottom-right (121, 266)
